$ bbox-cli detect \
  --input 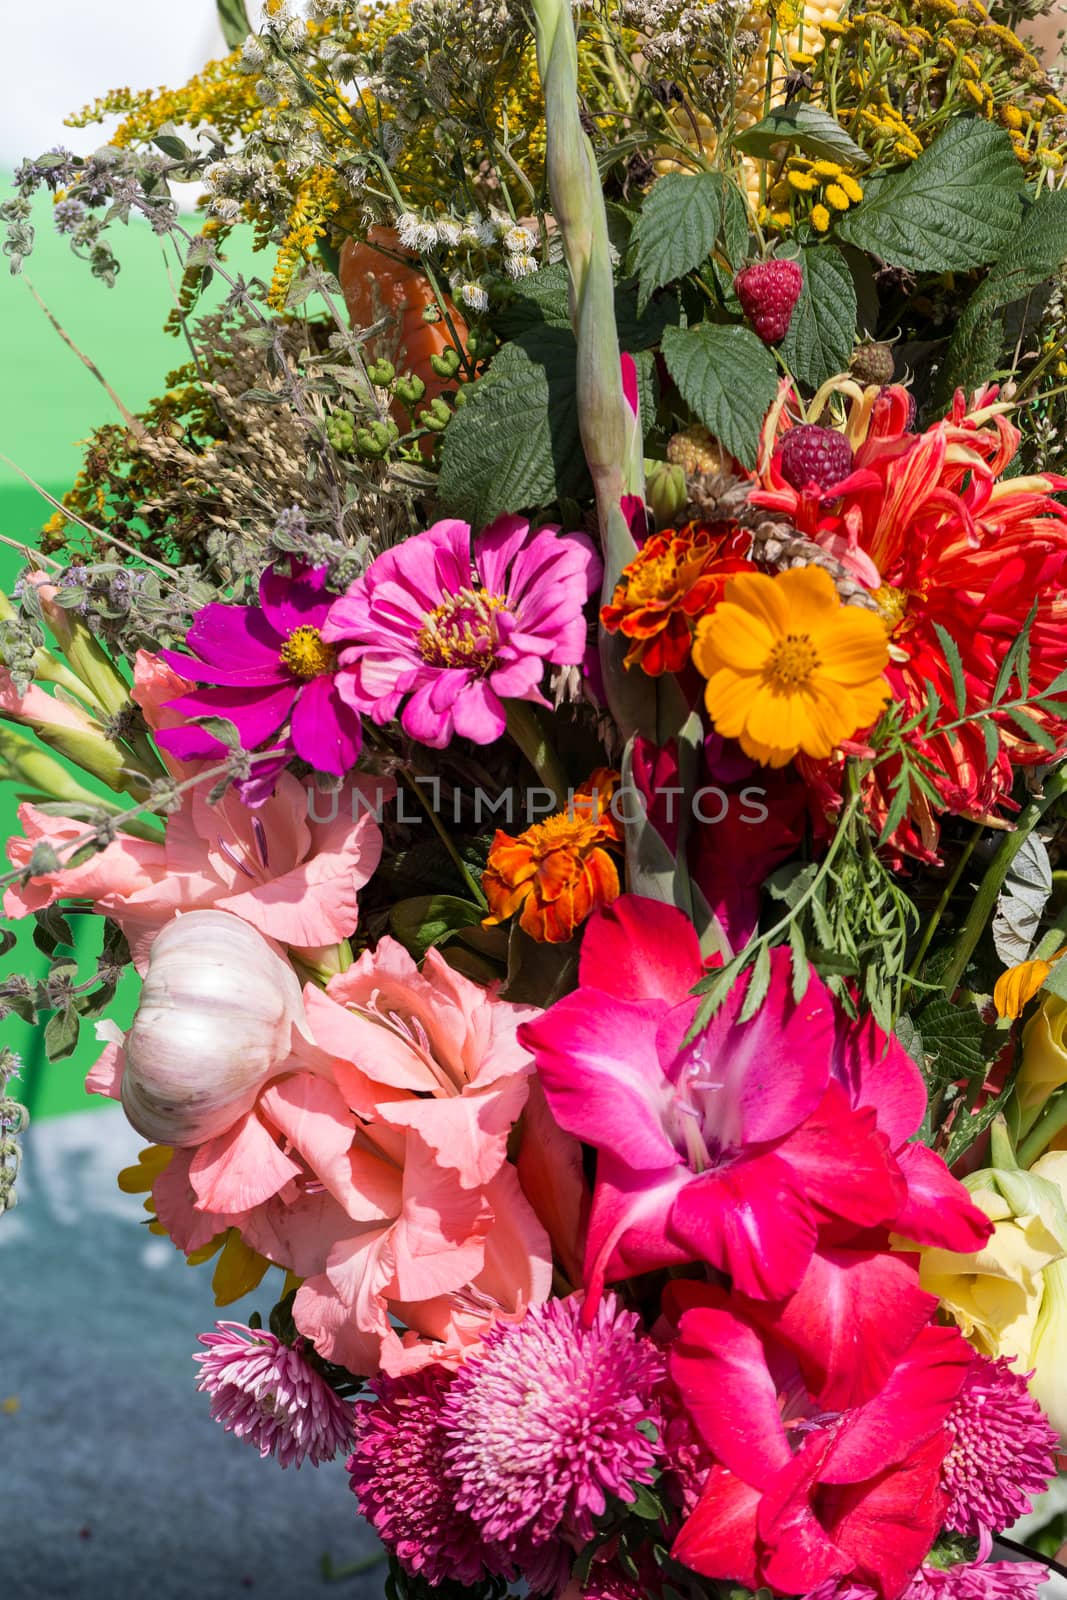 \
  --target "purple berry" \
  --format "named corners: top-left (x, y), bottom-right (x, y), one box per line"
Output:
top-left (734, 259), bottom-right (804, 345)
top-left (778, 424), bottom-right (855, 493)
